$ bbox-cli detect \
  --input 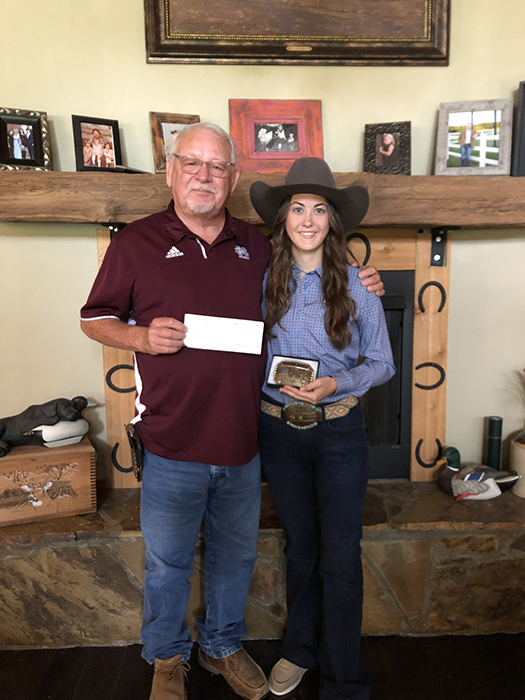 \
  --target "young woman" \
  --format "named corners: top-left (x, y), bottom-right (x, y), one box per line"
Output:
top-left (250, 158), bottom-right (395, 700)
